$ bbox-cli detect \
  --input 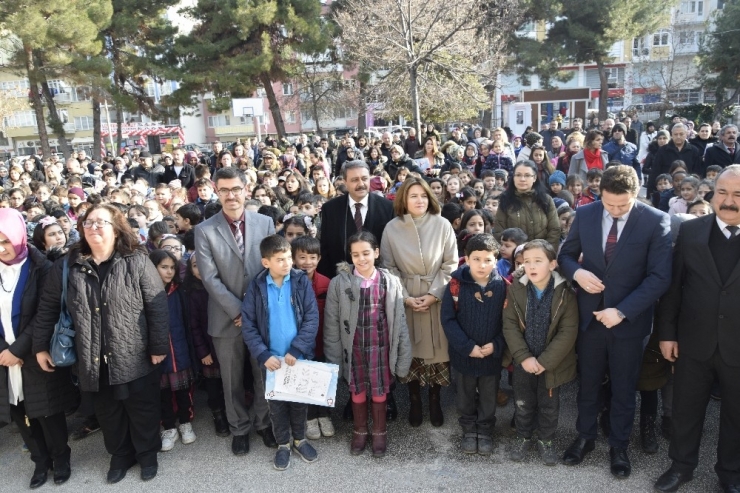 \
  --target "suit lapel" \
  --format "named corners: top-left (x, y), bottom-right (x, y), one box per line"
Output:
top-left (215, 213), bottom-right (243, 260)
top-left (697, 216), bottom-right (724, 286)
top-left (242, 213), bottom-right (254, 264)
